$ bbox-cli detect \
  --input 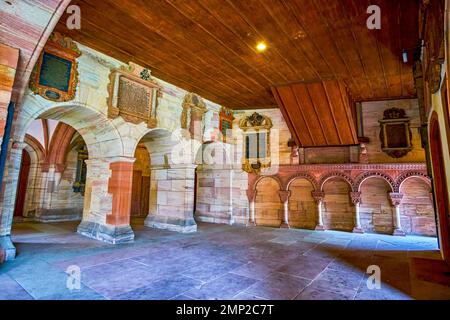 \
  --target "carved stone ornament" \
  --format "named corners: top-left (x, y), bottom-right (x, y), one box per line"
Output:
top-left (219, 106), bottom-right (234, 142)
top-left (389, 192), bottom-right (404, 207)
top-left (29, 32), bottom-right (81, 102)
top-left (379, 108), bottom-right (413, 158)
top-left (181, 93), bottom-right (207, 129)
top-left (311, 191), bottom-right (325, 204)
top-left (239, 112), bottom-right (273, 174)
top-left (350, 192), bottom-right (362, 205)
top-left (107, 65), bottom-right (161, 128)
